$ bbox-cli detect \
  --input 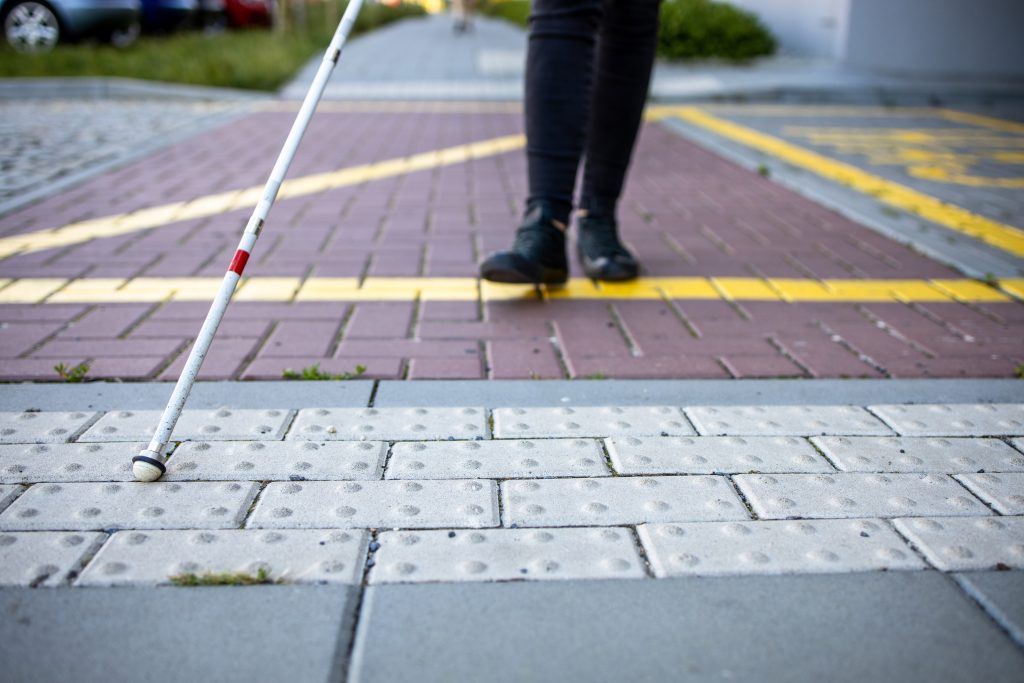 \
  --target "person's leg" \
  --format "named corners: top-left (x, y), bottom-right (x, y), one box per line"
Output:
top-left (480, 0), bottom-right (604, 284)
top-left (576, 0), bottom-right (661, 280)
